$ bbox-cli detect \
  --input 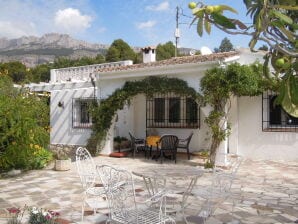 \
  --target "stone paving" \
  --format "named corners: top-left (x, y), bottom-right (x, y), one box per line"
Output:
top-left (0, 154), bottom-right (298, 224)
